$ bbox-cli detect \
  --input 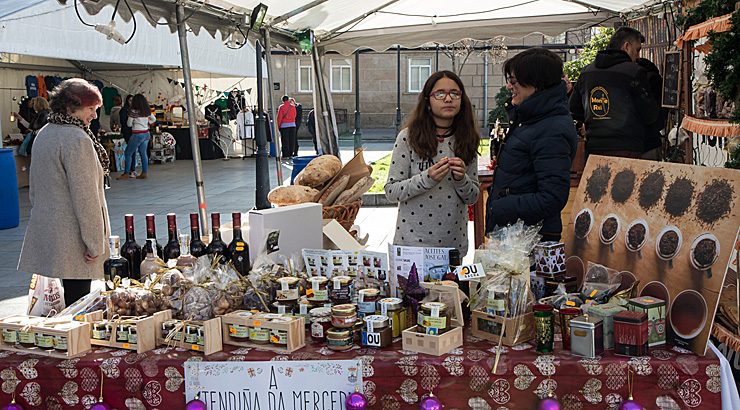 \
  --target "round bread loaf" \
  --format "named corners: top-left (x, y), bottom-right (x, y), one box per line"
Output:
top-left (295, 155), bottom-right (342, 188)
top-left (268, 185), bottom-right (320, 206)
